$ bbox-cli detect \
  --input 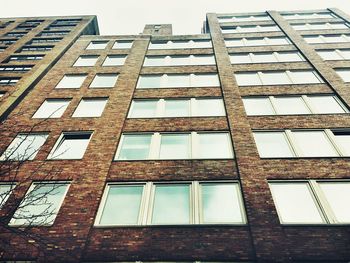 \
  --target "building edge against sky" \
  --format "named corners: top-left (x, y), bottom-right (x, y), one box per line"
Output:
top-left (0, 7), bottom-right (350, 262)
